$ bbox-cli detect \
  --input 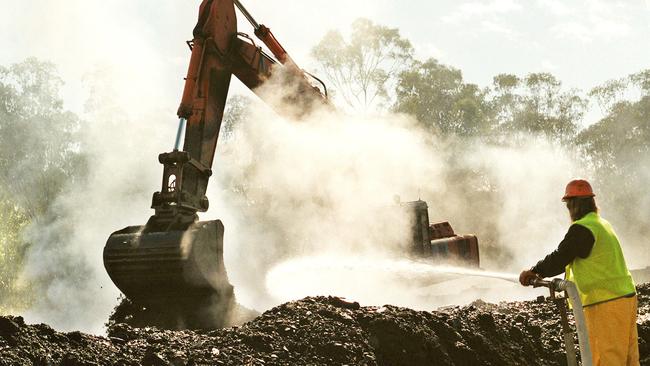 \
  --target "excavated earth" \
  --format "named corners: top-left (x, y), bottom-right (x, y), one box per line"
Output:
top-left (1, 284), bottom-right (650, 366)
